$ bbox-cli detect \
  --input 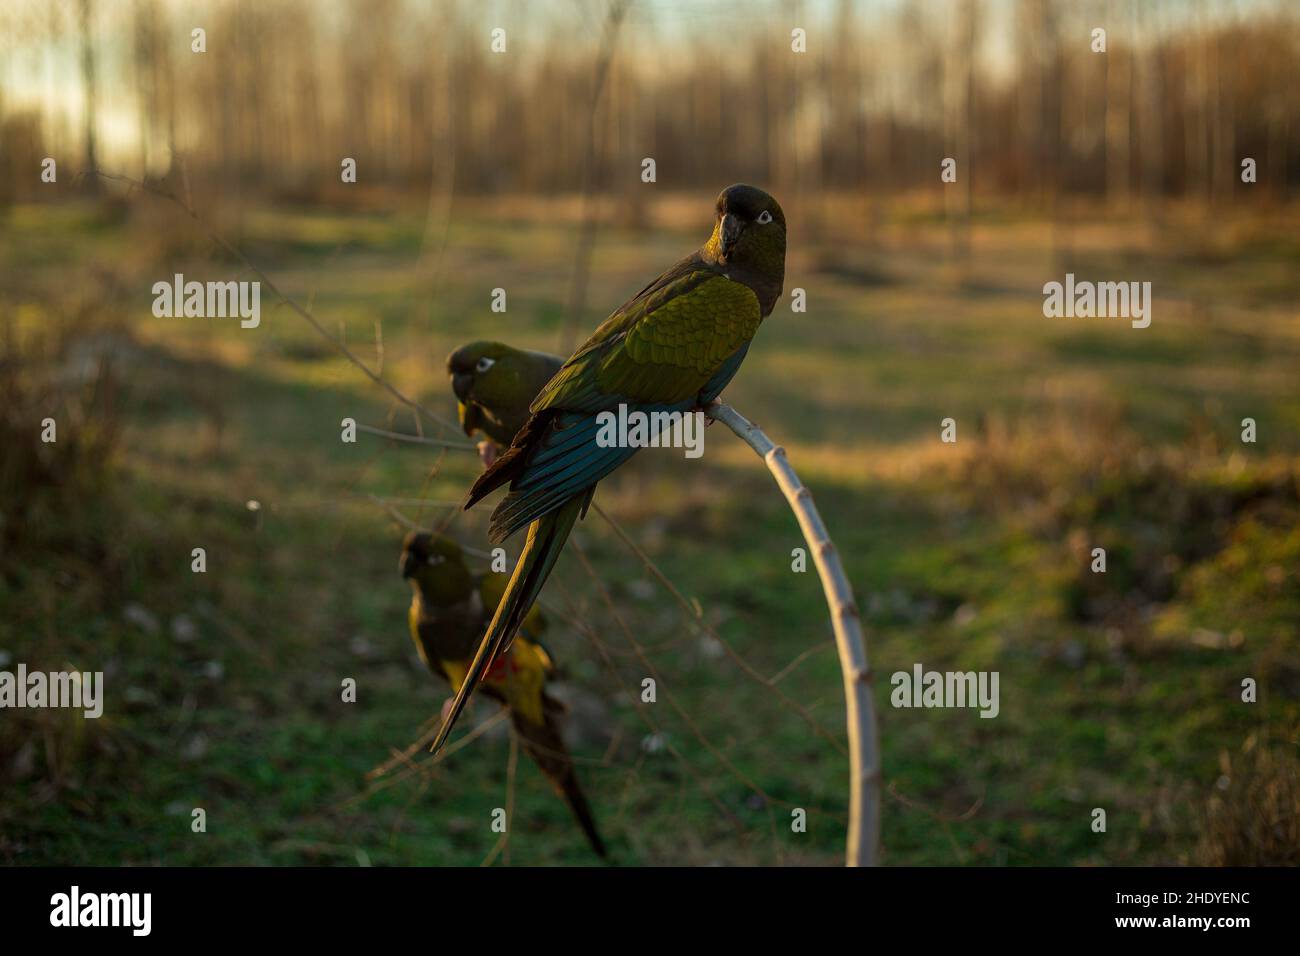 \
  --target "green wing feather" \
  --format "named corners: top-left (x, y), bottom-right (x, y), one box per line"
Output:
top-left (529, 270), bottom-right (762, 414)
